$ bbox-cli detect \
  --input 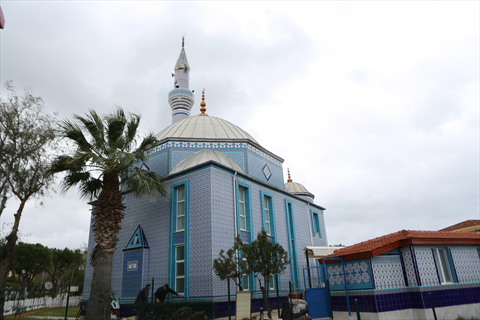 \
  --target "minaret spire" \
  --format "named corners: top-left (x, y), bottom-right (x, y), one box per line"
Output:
top-left (168, 37), bottom-right (194, 124)
top-left (199, 88), bottom-right (209, 116)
